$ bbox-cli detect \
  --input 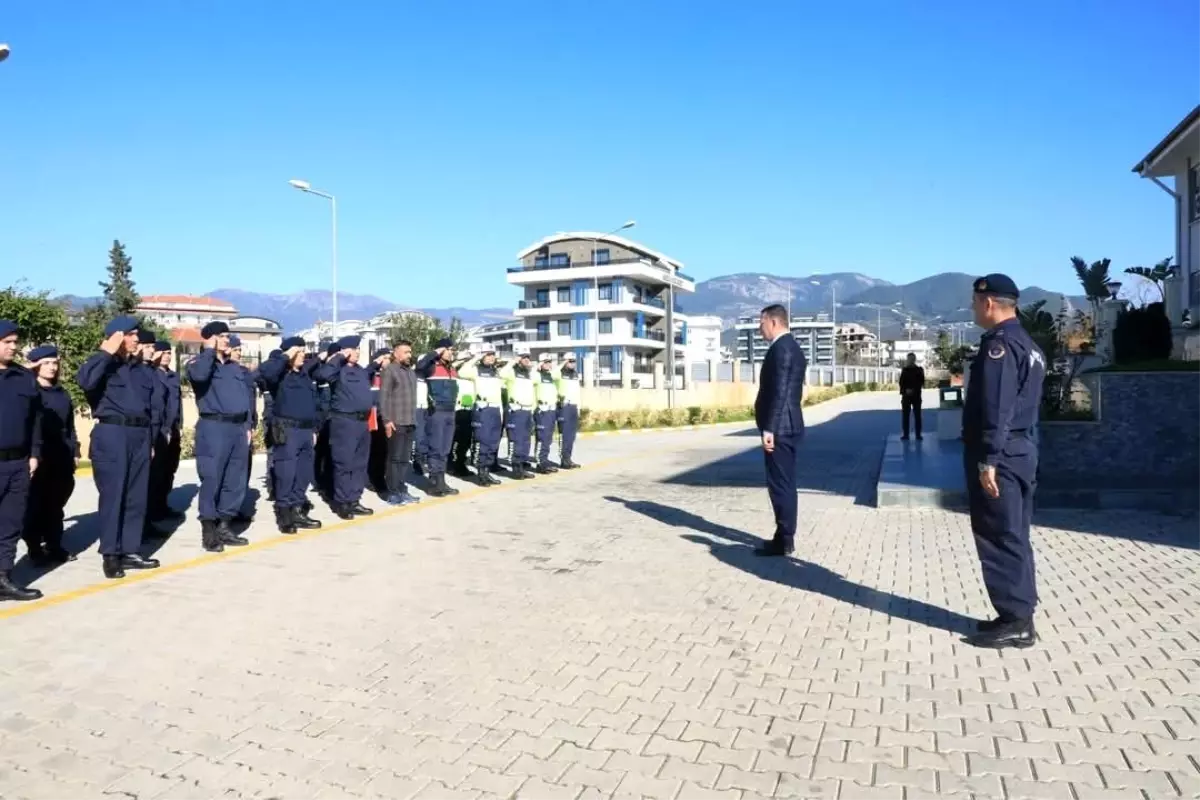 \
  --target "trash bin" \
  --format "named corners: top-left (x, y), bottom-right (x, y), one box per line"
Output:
top-left (937, 386), bottom-right (963, 441)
